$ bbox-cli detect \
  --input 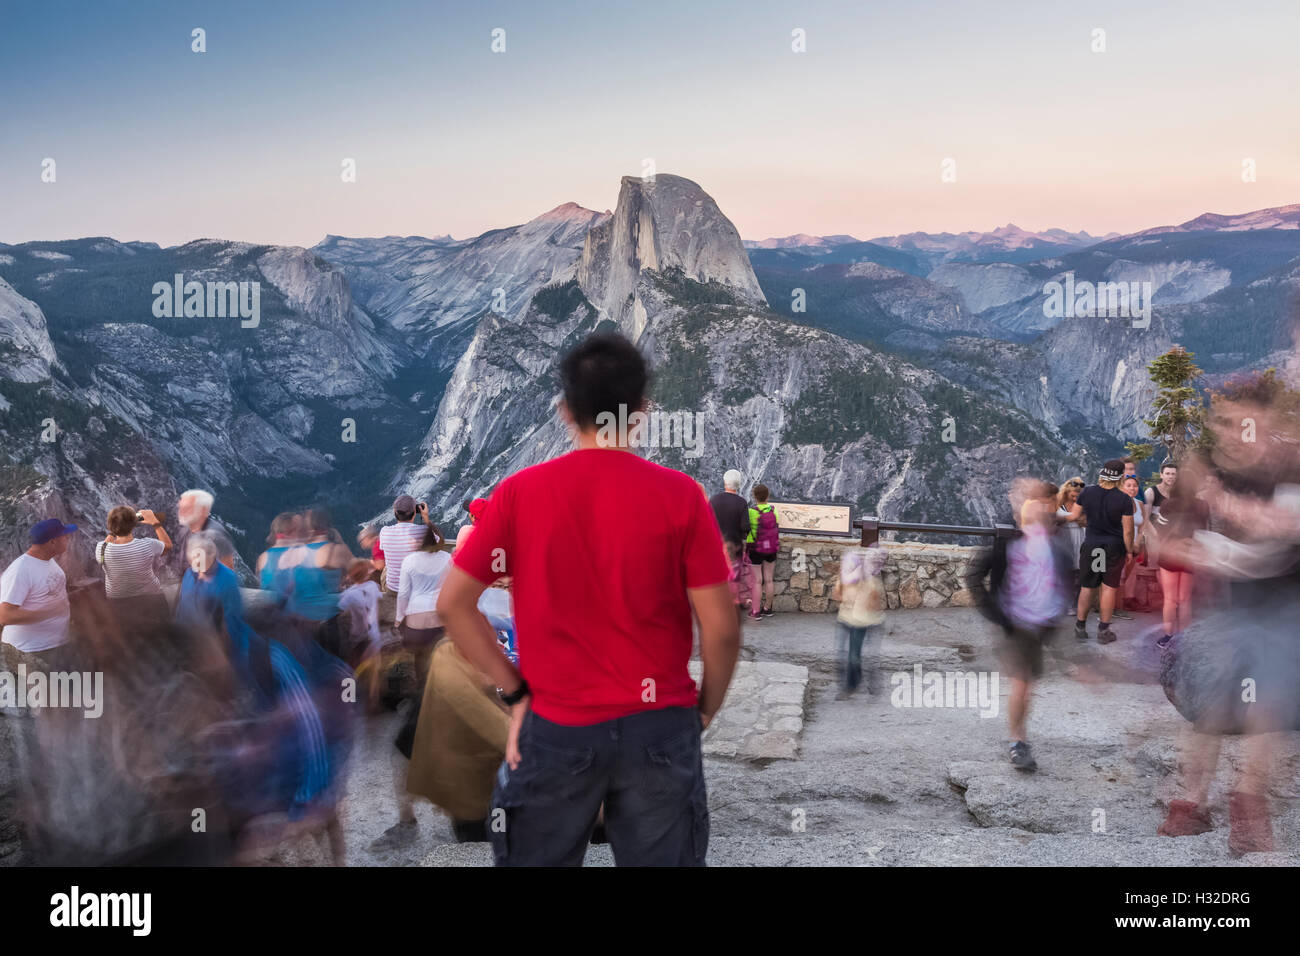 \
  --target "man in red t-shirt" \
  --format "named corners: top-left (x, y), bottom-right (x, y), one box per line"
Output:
top-left (437, 332), bottom-right (740, 866)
